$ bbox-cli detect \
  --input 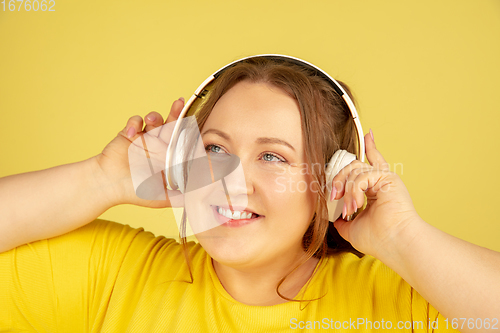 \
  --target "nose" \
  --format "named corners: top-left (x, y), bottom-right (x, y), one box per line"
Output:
top-left (213, 153), bottom-right (254, 207)
top-left (183, 151), bottom-right (253, 208)
top-left (220, 161), bottom-right (254, 195)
